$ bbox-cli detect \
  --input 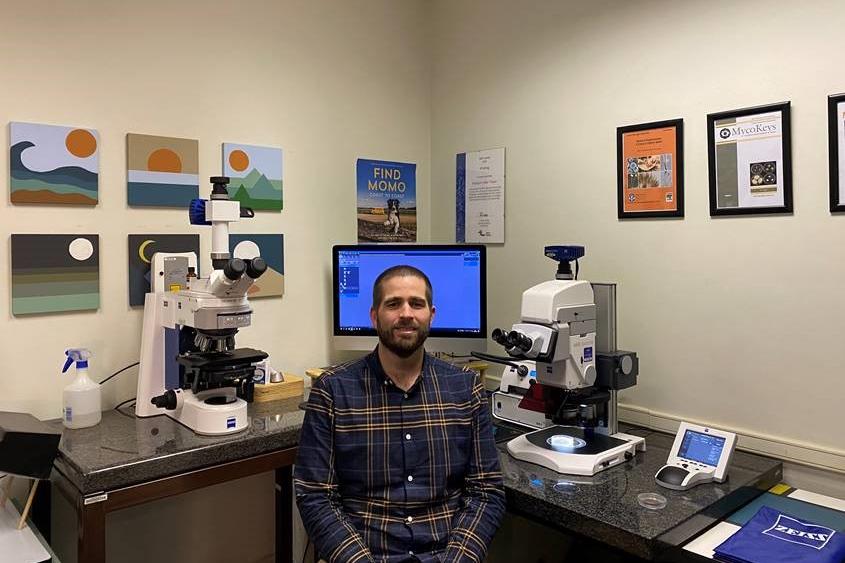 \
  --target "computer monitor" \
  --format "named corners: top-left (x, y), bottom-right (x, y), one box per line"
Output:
top-left (332, 244), bottom-right (487, 354)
